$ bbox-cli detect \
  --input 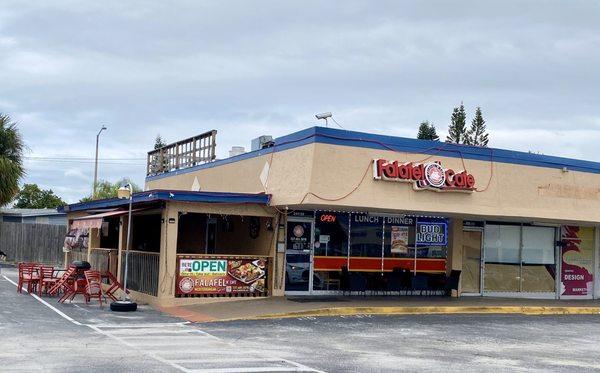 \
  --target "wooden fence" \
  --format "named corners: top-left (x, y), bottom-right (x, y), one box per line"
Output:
top-left (0, 222), bottom-right (66, 266)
